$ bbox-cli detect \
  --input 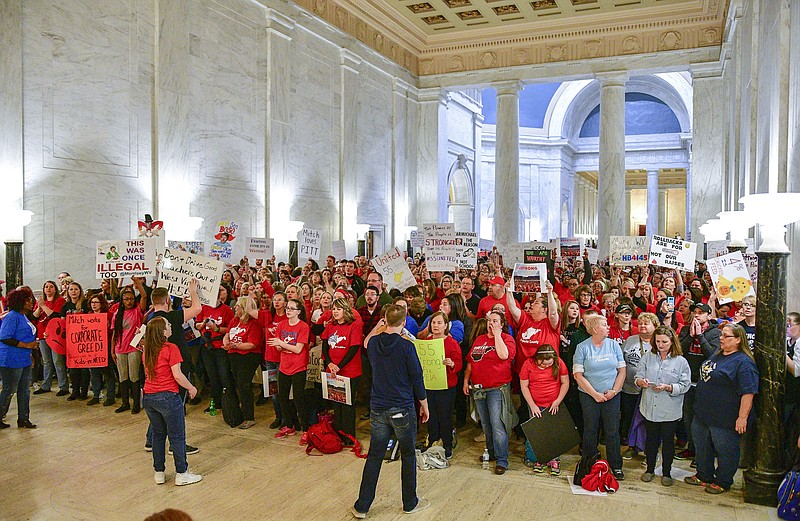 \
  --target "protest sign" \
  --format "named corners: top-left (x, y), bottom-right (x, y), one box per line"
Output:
top-left (209, 221), bottom-right (238, 260)
top-left (322, 372), bottom-right (353, 405)
top-left (455, 231), bottom-right (479, 269)
top-left (168, 241), bottom-right (205, 255)
top-left (478, 238), bottom-right (494, 251)
top-left (422, 223), bottom-right (455, 246)
top-left (523, 240), bottom-right (557, 264)
top-left (96, 239), bottom-right (158, 279)
top-left (705, 238), bottom-right (755, 259)
top-left (426, 245), bottom-right (458, 272)
top-left (609, 236), bottom-right (649, 266)
top-left (298, 228), bottom-right (322, 261)
top-left (649, 235), bottom-right (698, 271)
top-left (586, 247), bottom-right (599, 265)
top-left (331, 240), bottom-right (347, 260)
top-left (413, 338), bottom-right (447, 390)
top-left (371, 247), bottom-right (416, 291)
top-left (511, 263), bottom-right (547, 293)
top-left (706, 251), bottom-right (755, 304)
top-left (410, 230), bottom-right (424, 248)
top-left (307, 345), bottom-right (323, 384)
top-left (65, 313), bottom-right (108, 369)
top-left (262, 368), bottom-right (278, 398)
top-left (158, 248), bottom-right (224, 305)
top-left (246, 237), bottom-right (274, 259)
top-left (559, 237), bottom-right (584, 260)
top-left (743, 253), bottom-right (758, 290)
